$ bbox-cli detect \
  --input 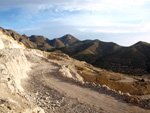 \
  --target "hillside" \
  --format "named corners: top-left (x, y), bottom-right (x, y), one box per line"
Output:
top-left (0, 27), bottom-right (37, 48)
top-left (50, 38), bottom-right (150, 75)
top-left (27, 35), bottom-right (52, 50)
top-left (0, 26), bottom-right (150, 112)
top-left (1, 26), bottom-right (150, 75)
top-left (50, 39), bottom-right (150, 75)
top-left (93, 41), bottom-right (150, 75)
top-left (0, 27), bottom-right (79, 50)
top-left (58, 40), bottom-right (121, 63)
